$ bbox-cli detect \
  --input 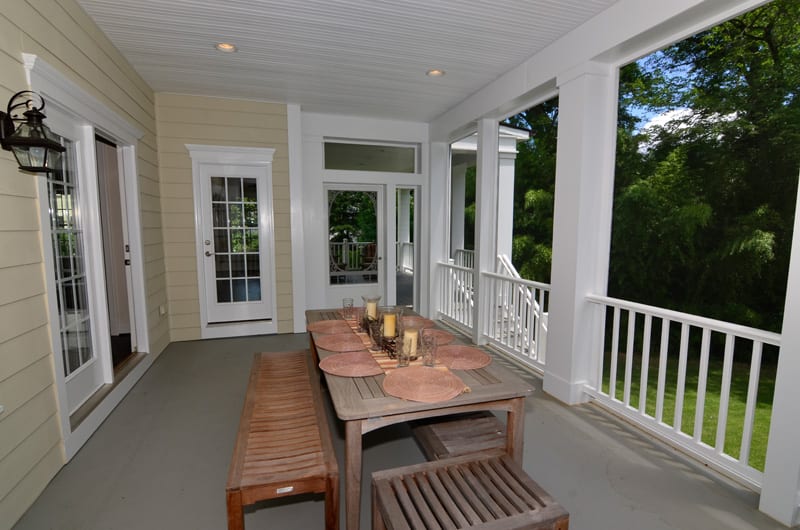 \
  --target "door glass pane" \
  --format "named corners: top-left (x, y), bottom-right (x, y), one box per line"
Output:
top-left (396, 188), bottom-right (414, 306)
top-left (48, 139), bottom-right (94, 377)
top-left (328, 190), bottom-right (378, 285)
top-left (324, 142), bottom-right (417, 173)
top-left (211, 176), bottom-right (262, 303)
